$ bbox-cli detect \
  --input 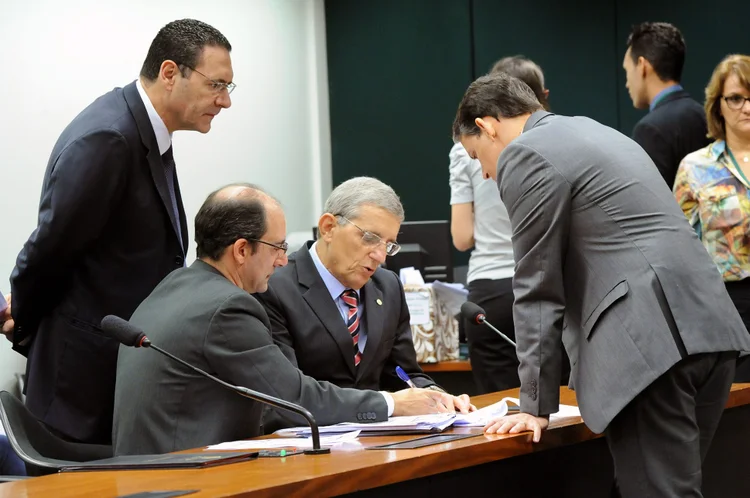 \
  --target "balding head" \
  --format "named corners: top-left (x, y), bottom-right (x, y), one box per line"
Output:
top-left (194, 183), bottom-right (280, 260)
